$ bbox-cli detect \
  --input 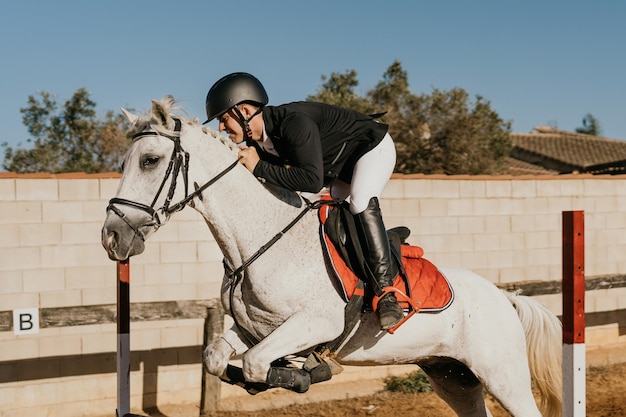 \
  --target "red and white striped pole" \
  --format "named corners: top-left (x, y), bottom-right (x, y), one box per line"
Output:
top-left (562, 211), bottom-right (585, 417)
top-left (117, 259), bottom-right (132, 417)
top-left (116, 259), bottom-right (148, 417)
